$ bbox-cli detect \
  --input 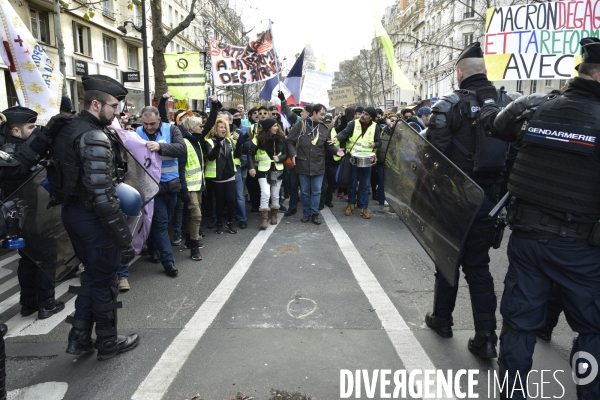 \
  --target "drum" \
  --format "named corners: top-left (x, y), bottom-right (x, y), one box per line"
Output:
top-left (350, 152), bottom-right (377, 167)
